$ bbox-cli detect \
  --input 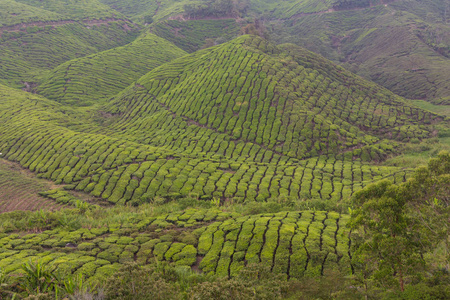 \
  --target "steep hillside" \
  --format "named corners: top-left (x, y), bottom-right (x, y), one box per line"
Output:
top-left (102, 0), bottom-right (450, 103)
top-left (0, 36), bottom-right (445, 206)
top-left (0, 0), bottom-right (64, 27)
top-left (0, 23), bottom-right (139, 89)
top-left (269, 1), bottom-right (450, 103)
top-left (0, 0), bottom-right (140, 90)
top-left (99, 35), bottom-right (437, 160)
top-left (37, 32), bottom-right (186, 106)
top-left (151, 19), bottom-right (240, 53)
top-left (13, 0), bottom-right (121, 20)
